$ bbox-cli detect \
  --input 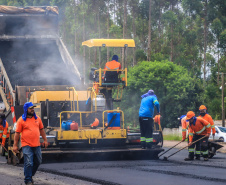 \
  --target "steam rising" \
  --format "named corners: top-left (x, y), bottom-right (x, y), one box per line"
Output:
top-left (0, 12), bottom-right (82, 89)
